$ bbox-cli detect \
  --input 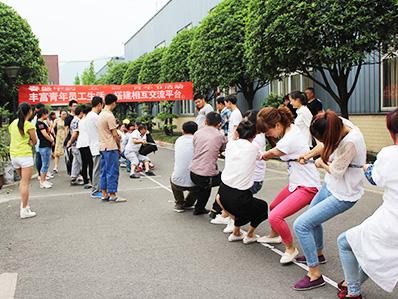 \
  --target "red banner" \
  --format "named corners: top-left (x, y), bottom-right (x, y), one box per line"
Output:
top-left (18, 82), bottom-right (194, 105)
